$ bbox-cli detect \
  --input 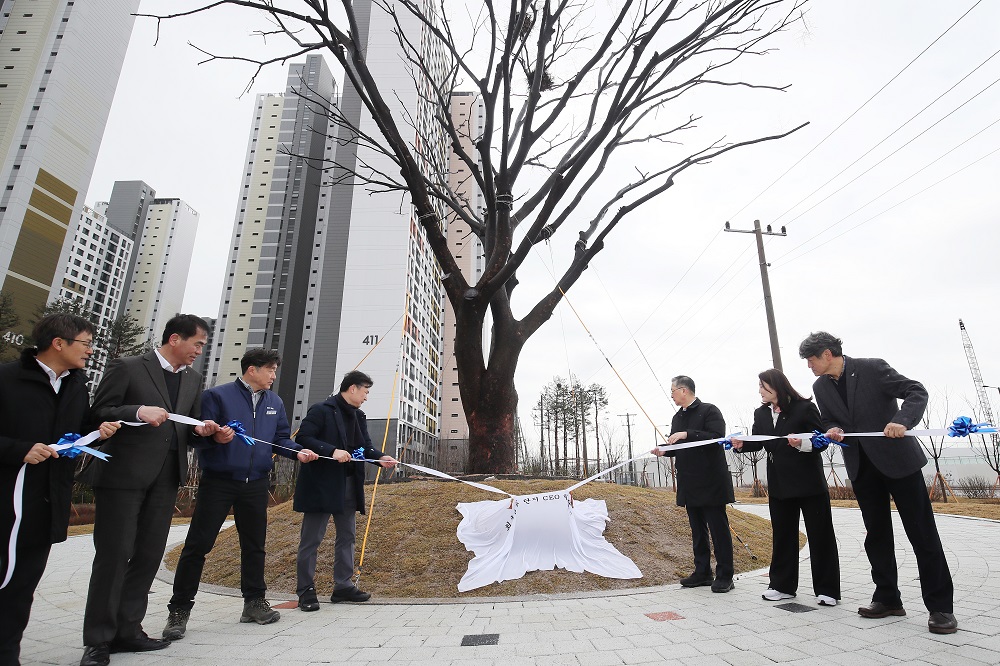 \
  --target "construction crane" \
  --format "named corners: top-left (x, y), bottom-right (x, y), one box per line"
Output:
top-left (959, 319), bottom-right (1000, 492)
top-left (959, 319), bottom-right (997, 427)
